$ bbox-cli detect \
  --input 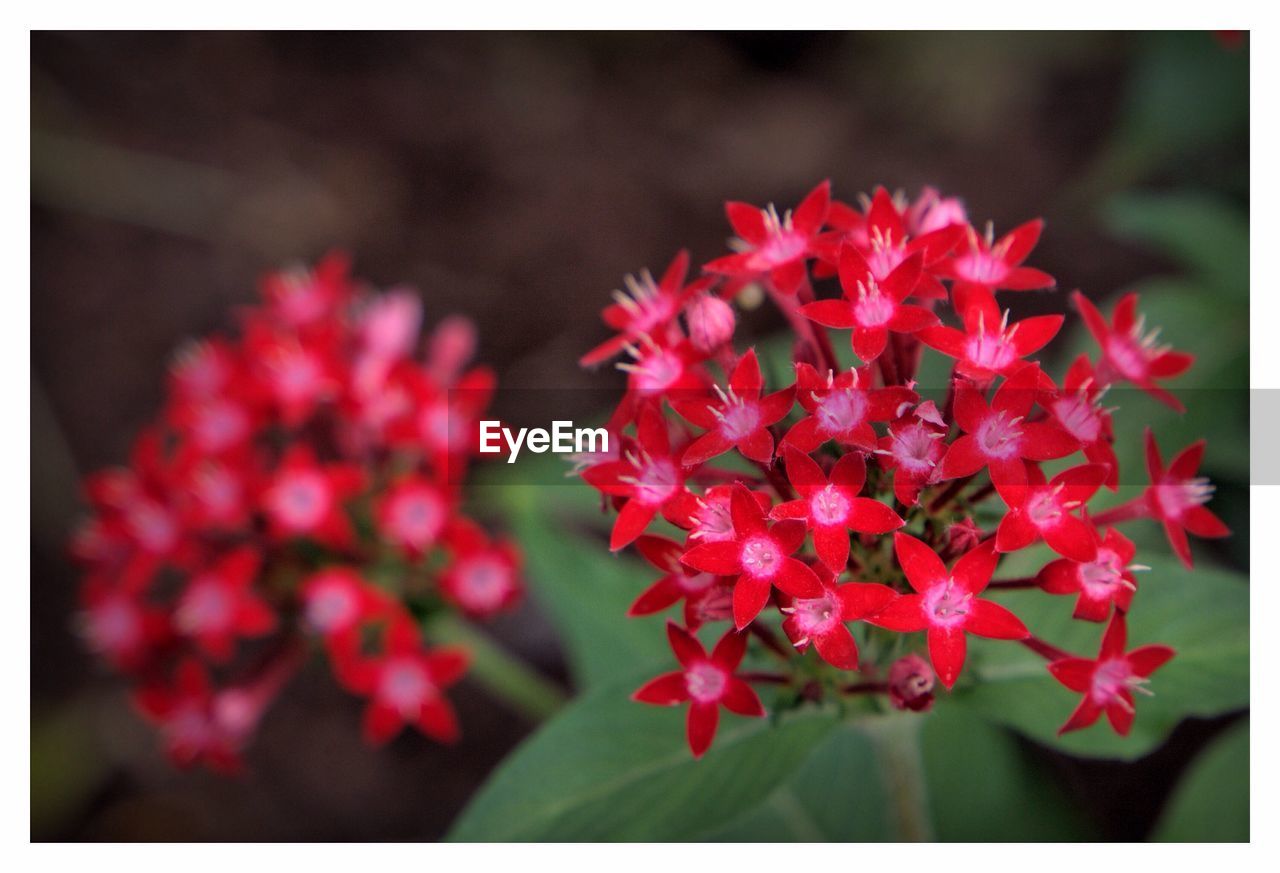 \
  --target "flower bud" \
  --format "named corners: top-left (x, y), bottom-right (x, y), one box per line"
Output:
top-left (685, 295), bottom-right (736, 353)
top-left (888, 654), bottom-right (936, 712)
